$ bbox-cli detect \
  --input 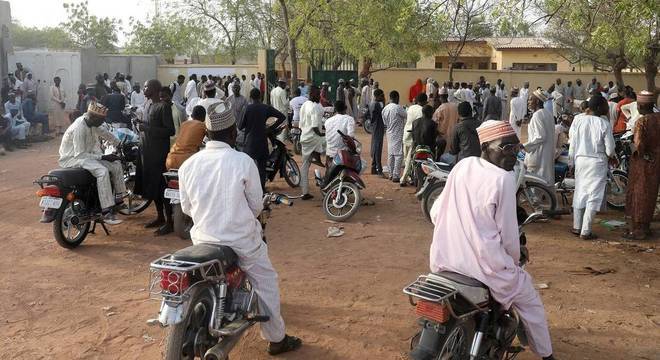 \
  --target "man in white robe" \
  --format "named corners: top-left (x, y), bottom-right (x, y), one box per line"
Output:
top-left (428, 120), bottom-right (555, 360)
top-left (568, 96), bottom-right (615, 240)
top-left (170, 75), bottom-right (186, 113)
top-left (270, 79), bottom-right (290, 142)
top-left (519, 82), bottom-right (530, 101)
top-left (178, 102), bottom-right (302, 355)
top-left (509, 87), bottom-right (527, 138)
top-left (401, 93), bottom-right (427, 185)
top-left (58, 102), bottom-right (125, 224)
top-left (184, 74), bottom-right (198, 102)
top-left (299, 86), bottom-right (326, 199)
top-left (524, 90), bottom-right (556, 185)
top-left (382, 90), bottom-right (407, 182)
